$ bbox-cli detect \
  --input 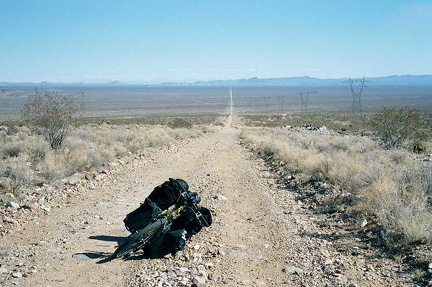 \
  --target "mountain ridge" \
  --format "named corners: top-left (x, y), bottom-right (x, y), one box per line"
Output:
top-left (1, 74), bottom-right (432, 87)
